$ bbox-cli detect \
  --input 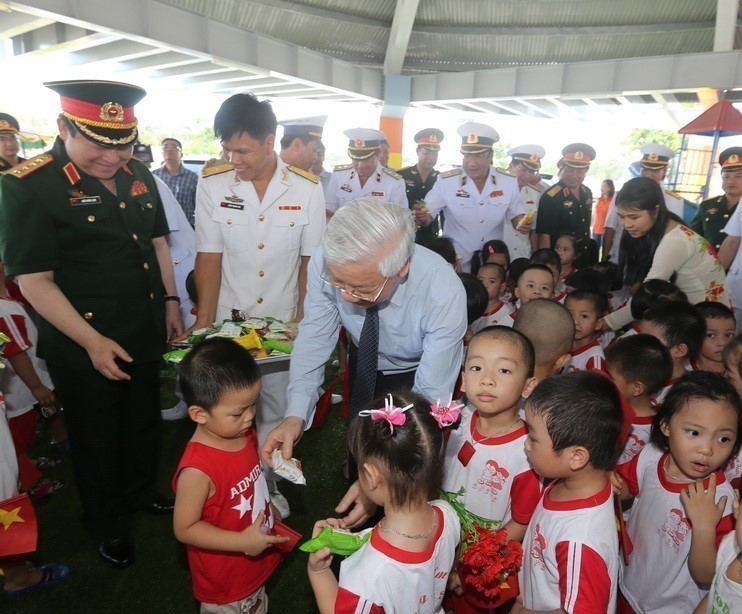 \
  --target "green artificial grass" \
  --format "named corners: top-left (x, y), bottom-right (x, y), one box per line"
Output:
top-left (1, 364), bottom-right (348, 613)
